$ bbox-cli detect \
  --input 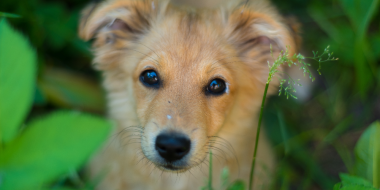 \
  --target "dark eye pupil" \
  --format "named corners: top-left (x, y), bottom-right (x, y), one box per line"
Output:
top-left (207, 79), bottom-right (226, 95)
top-left (145, 71), bottom-right (158, 83)
top-left (140, 70), bottom-right (159, 87)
